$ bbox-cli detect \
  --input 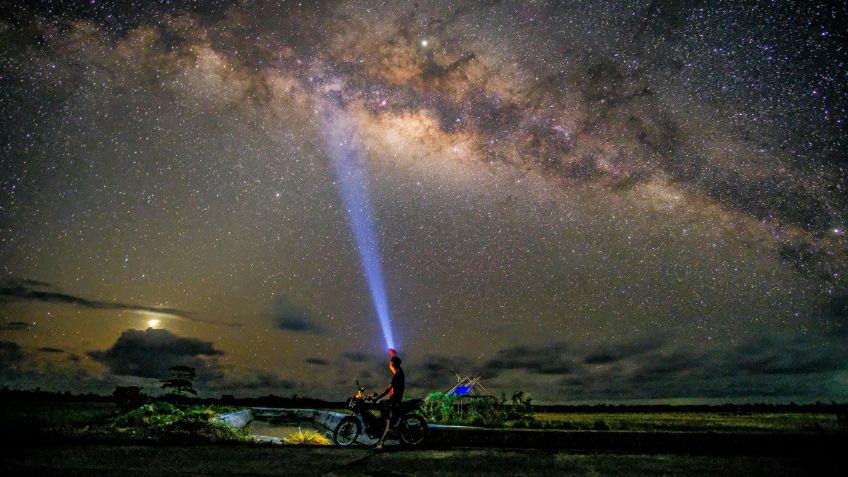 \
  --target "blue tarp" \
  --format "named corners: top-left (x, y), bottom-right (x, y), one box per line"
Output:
top-left (450, 386), bottom-right (474, 396)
